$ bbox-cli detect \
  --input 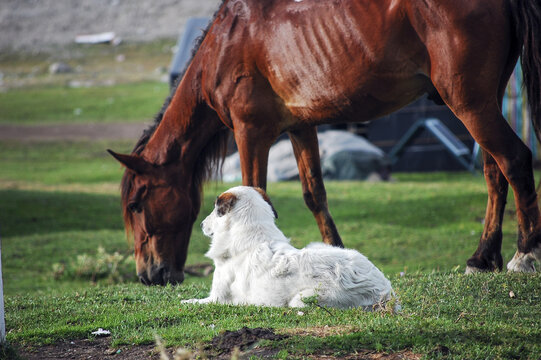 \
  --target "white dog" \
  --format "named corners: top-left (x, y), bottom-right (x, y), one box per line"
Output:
top-left (182, 186), bottom-right (394, 309)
